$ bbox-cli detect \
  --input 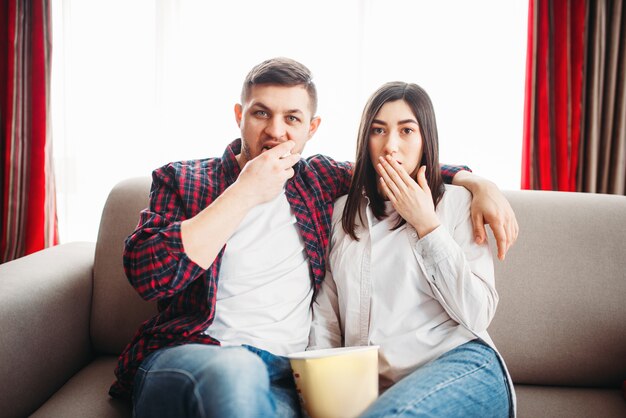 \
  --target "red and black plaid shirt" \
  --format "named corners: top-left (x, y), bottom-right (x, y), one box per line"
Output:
top-left (110, 139), bottom-right (467, 400)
